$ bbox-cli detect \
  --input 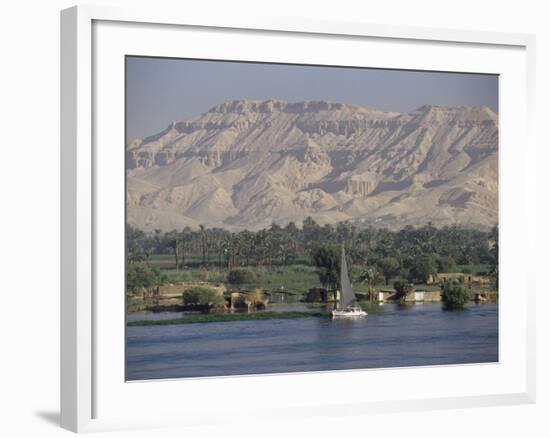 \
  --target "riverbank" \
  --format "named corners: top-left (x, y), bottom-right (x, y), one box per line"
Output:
top-left (127, 310), bottom-right (331, 326)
